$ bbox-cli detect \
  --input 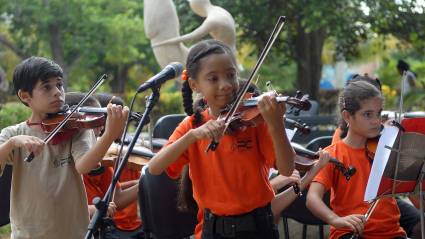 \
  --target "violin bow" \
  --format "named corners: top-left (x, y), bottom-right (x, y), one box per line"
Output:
top-left (206, 16), bottom-right (287, 152)
top-left (24, 74), bottom-right (107, 162)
